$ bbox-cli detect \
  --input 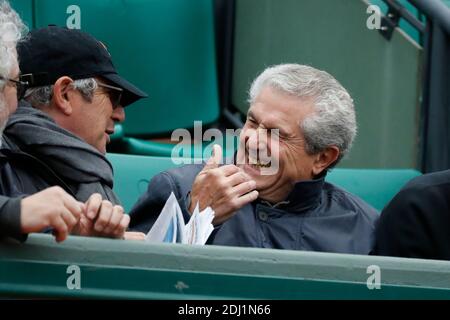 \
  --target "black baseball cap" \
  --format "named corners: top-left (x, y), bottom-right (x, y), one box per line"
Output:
top-left (17, 25), bottom-right (148, 107)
